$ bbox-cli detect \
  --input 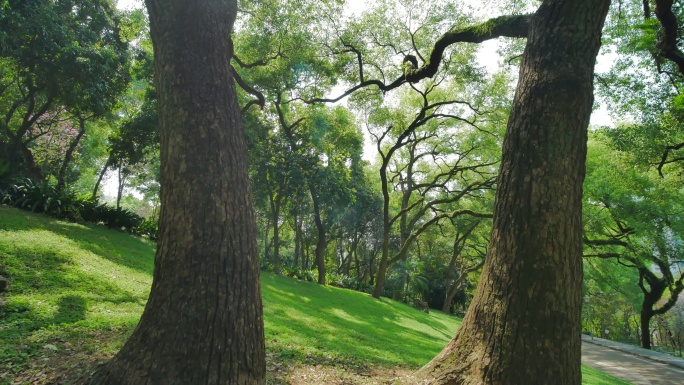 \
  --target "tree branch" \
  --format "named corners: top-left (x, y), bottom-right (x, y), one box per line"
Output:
top-left (654, 0), bottom-right (684, 75)
top-left (230, 66), bottom-right (265, 114)
top-left (305, 14), bottom-right (530, 104)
